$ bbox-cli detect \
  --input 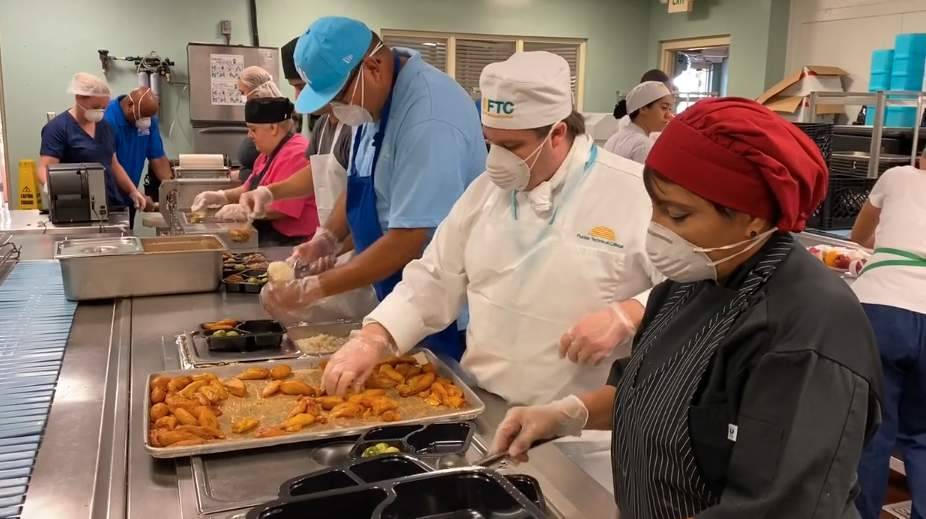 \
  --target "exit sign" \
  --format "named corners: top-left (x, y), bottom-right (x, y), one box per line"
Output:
top-left (668, 0), bottom-right (694, 13)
